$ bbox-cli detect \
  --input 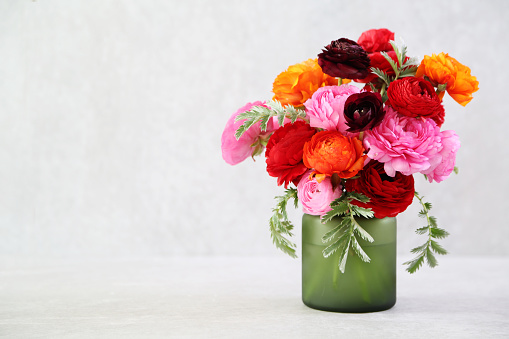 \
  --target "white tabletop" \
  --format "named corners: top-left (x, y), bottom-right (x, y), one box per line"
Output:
top-left (1, 256), bottom-right (508, 338)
